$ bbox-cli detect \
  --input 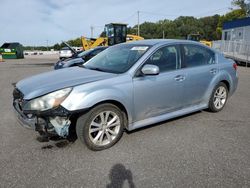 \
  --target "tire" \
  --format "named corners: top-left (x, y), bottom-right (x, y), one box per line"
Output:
top-left (76, 103), bottom-right (125, 151)
top-left (208, 82), bottom-right (228, 112)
